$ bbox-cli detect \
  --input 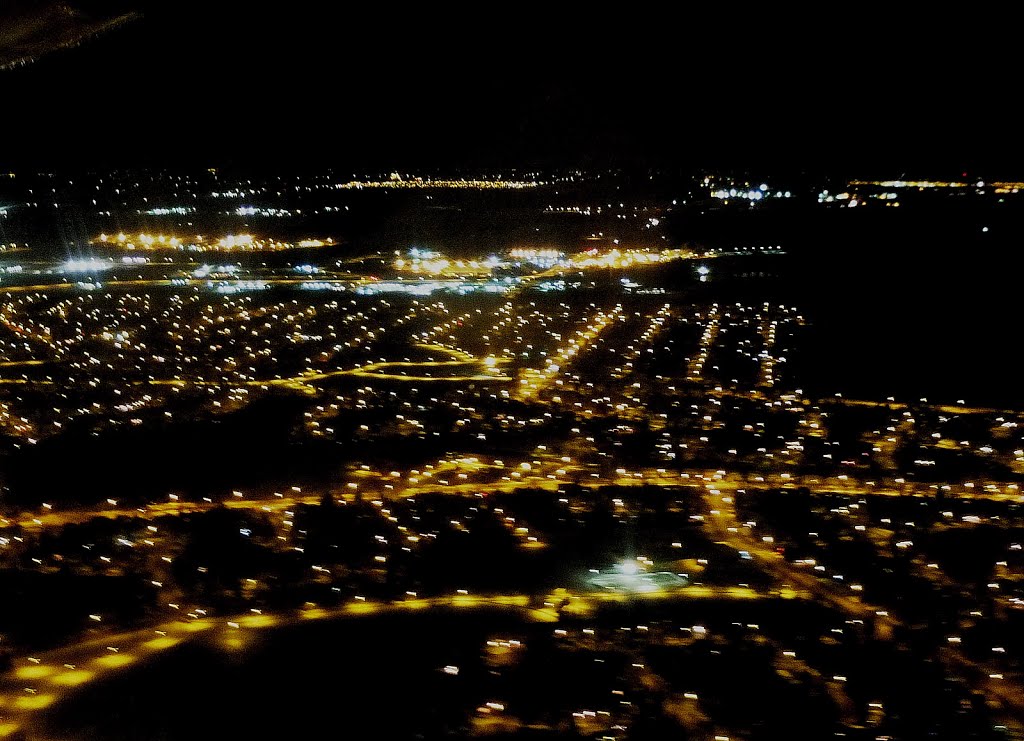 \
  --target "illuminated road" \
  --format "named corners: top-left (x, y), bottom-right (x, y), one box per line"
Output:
top-left (697, 481), bottom-right (890, 627)
top-left (0, 585), bottom-right (802, 739)
top-left (4, 460), bottom-right (1024, 534)
top-left (4, 456), bottom-right (1018, 735)
top-left (1, 342), bottom-right (513, 393)
top-left (837, 396), bottom-right (1019, 418)
top-left (3, 469), bottom-right (1021, 734)
top-left (516, 304), bottom-right (624, 400)
top-left (697, 477), bottom-right (1024, 732)
top-left (282, 343), bottom-right (513, 385)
